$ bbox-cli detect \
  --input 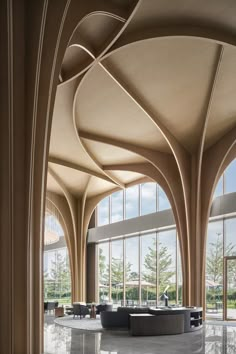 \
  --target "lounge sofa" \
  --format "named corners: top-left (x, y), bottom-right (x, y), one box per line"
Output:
top-left (100, 307), bottom-right (149, 329)
top-left (100, 306), bottom-right (202, 335)
top-left (129, 313), bottom-right (184, 336)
